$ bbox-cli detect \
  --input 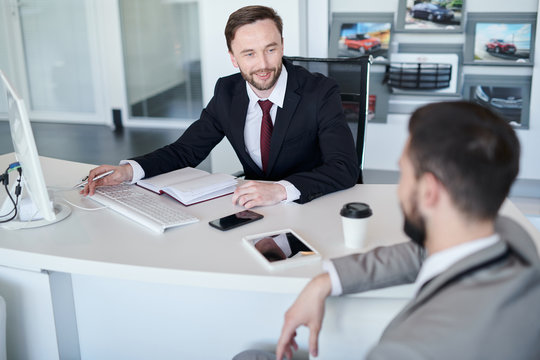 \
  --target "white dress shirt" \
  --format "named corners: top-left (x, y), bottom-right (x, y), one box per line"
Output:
top-left (324, 234), bottom-right (500, 297)
top-left (243, 65), bottom-right (299, 202)
top-left (122, 64), bottom-right (301, 202)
